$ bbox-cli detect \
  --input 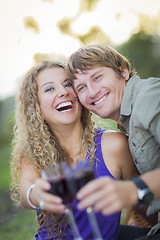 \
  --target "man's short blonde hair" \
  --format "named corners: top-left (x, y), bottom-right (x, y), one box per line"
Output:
top-left (67, 44), bottom-right (135, 80)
